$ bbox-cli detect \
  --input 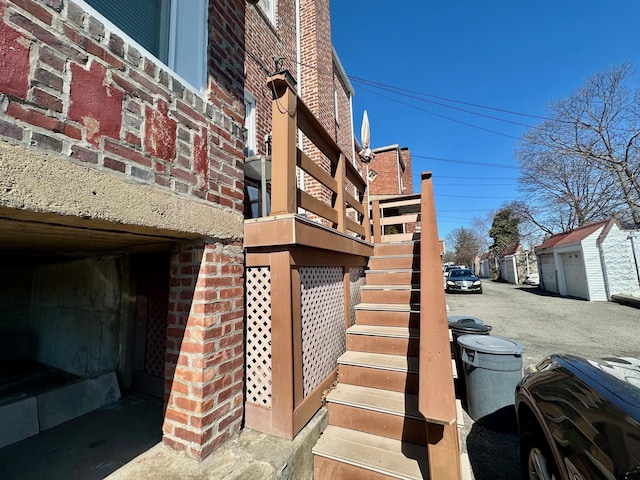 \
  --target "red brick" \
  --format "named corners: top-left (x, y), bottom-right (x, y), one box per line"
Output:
top-left (86, 38), bottom-right (124, 70)
top-left (12, 0), bottom-right (53, 25)
top-left (145, 99), bottom-right (176, 161)
top-left (0, 17), bottom-right (30, 99)
top-left (69, 62), bottom-right (123, 146)
top-left (104, 138), bottom-right (151, 167)
top-left (32, 87), bottom-right (62, 112)
top-left (103, 157), bottom-right (125, 172)
top-left (0, 118), bottom-right (23, 140)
